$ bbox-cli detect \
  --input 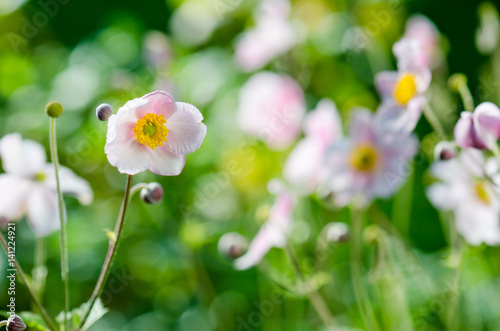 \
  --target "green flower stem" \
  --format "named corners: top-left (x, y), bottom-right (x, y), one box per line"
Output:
top-left (77, 174), bottom-right (133, 330)
top-left (447, 215), bottom-right (464, 330)
top-left (0, 320), bottom-right (6, 327)
top-left (350, 207), bottom-right (380, 331)
top-left (49, 117), bottom-right (70, 331)
top-left (0, 233), bottom-right (57, 331)
top-left (423, 103), bottom-right (446, 138)
top-left (284, 242), bottom-right (337, 329)
top-left (458, 82), bottom-right (475, 113)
